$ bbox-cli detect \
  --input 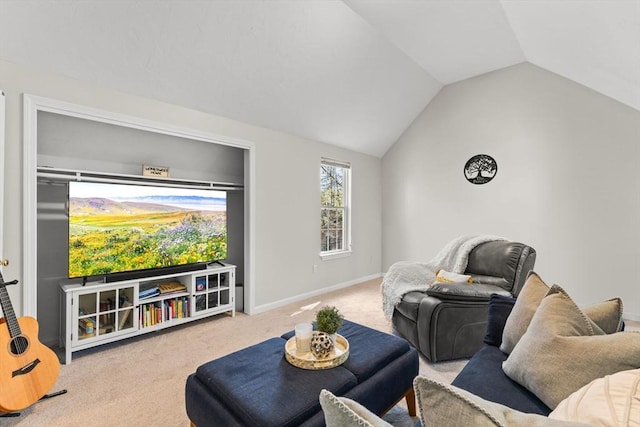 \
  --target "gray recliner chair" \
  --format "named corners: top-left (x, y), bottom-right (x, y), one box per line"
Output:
top-left (392, 240), bottom-right (536, 362)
